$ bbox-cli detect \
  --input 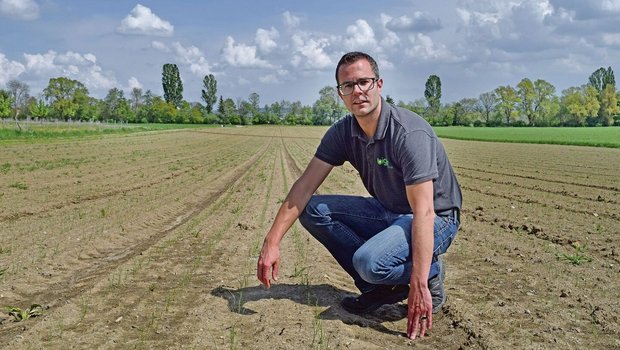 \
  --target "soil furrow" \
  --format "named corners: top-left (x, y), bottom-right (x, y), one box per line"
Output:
top-left (0, 140), bottom-right (271, 341)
